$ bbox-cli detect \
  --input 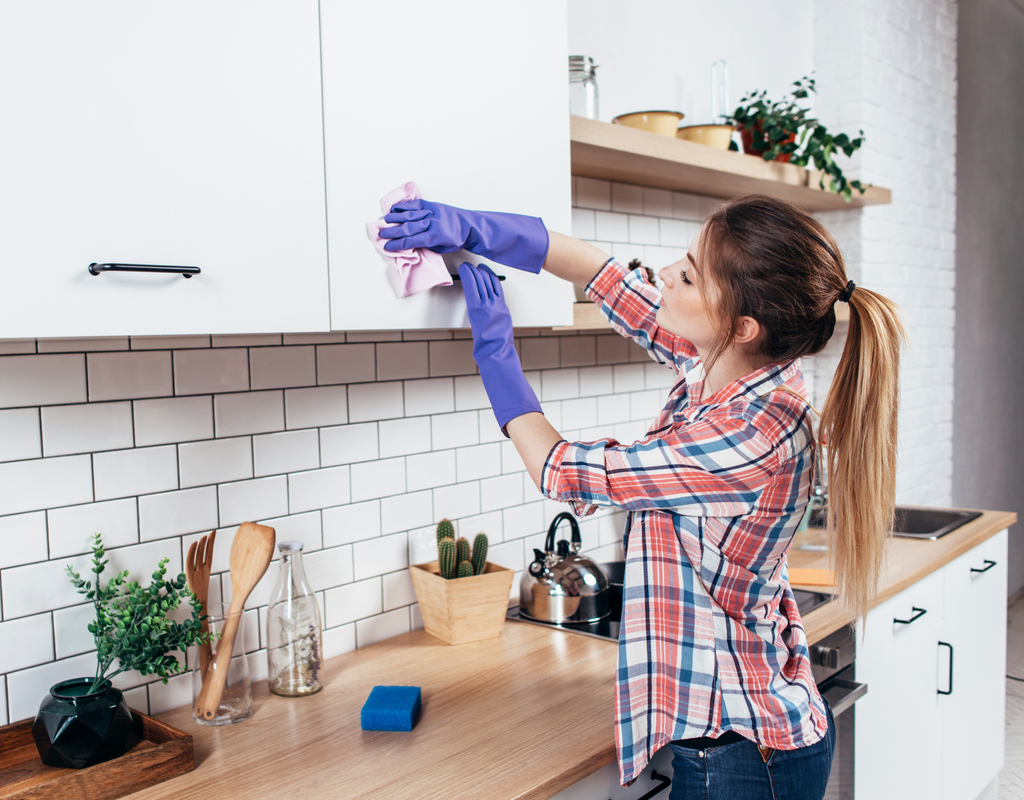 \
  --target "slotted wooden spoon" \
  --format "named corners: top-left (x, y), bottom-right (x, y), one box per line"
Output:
top-left (194, 521), bottom-right (276, 720)
top-left (185, 530), bottom-right (216, 678)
